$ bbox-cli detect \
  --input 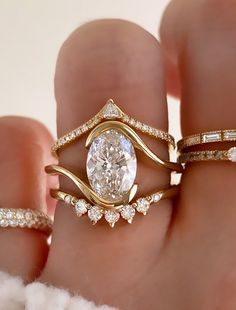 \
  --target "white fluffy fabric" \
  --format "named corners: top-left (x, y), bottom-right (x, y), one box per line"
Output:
top-left (0, 271), bottom-right (117, 310)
